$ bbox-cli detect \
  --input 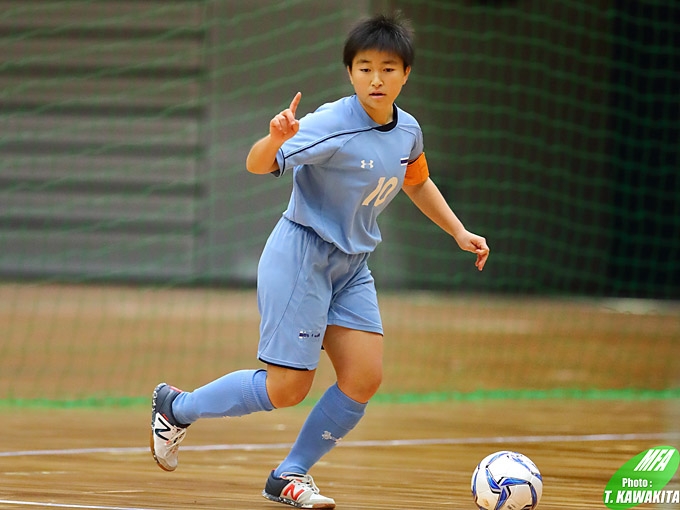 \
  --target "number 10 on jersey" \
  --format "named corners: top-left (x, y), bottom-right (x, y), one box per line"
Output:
top-left (362, 177), bottom-right (398, 207)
